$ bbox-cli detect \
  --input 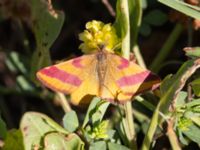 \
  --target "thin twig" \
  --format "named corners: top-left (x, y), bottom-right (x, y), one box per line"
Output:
top-left (56, 92), bottom-right (72, 113)
top-left (187, 83), bottom-right (193, 101)
top-left (102, 0), bottom-right (116, 17)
